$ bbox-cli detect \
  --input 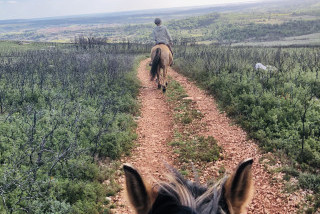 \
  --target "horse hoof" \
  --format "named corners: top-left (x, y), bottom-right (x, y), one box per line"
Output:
top-left (158, 84), bottom-right (161, 89)
top-left (162, 87), bottom-right (166, 93)
top-left (166, 82), bottom-right (168, 86)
